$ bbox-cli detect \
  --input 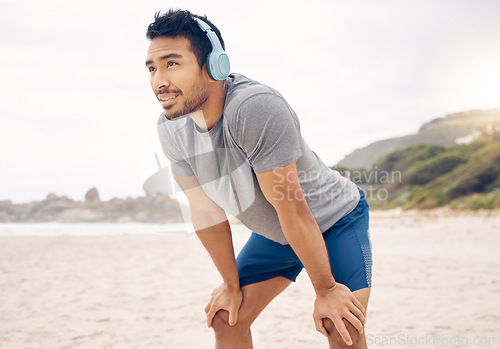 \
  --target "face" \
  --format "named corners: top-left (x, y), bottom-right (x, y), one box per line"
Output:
top-left (146, 36), bottom-right (209, 120)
